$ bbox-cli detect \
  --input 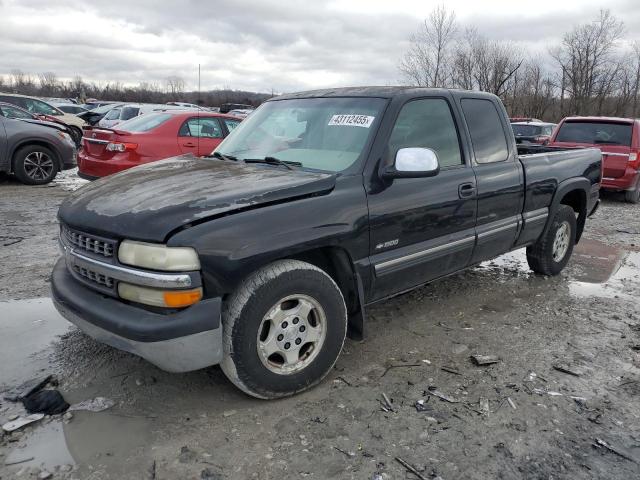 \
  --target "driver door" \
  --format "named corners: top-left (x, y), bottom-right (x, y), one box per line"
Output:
top-left (367, 97), bottom-right (477, 300)
top-left (178, 117), bottom-right (225, 156)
